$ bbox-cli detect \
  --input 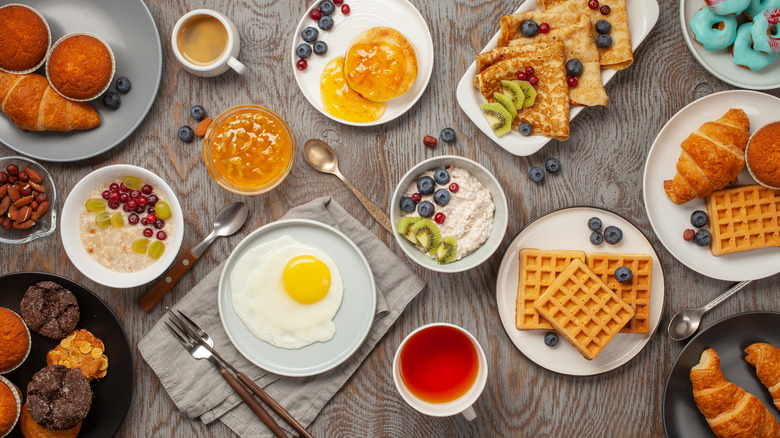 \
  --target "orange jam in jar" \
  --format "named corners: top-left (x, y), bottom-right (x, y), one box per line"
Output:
top-left (203, 105), bottom-right (294, 194)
